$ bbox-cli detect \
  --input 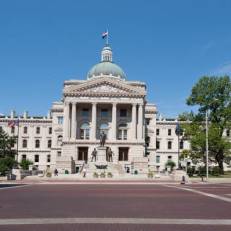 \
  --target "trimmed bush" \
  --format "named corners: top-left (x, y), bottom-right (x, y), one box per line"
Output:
top-left (107, 172), bottom-right (113, 178)
top-left (93, 172), bottom-right (99, 178)
top-left (100, 172), bottom-right (106, 178)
